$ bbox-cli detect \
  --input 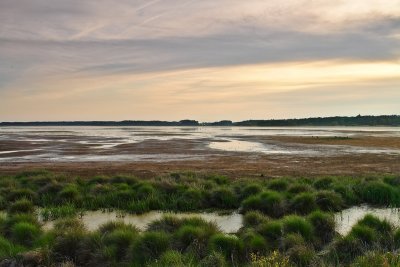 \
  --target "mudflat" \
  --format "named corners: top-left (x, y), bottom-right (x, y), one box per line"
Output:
top-left (0, 126), bottom-right (399, 177)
